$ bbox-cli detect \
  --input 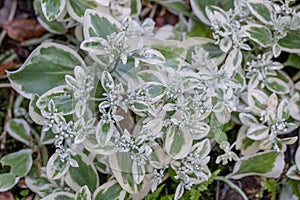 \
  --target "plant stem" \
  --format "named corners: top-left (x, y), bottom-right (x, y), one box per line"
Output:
top-left (214, 176), bottom-right (248, 200)
top-left (0, 0), bottom-right (17, 46)
top-left (0, 83), bottom-right (11, 88)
